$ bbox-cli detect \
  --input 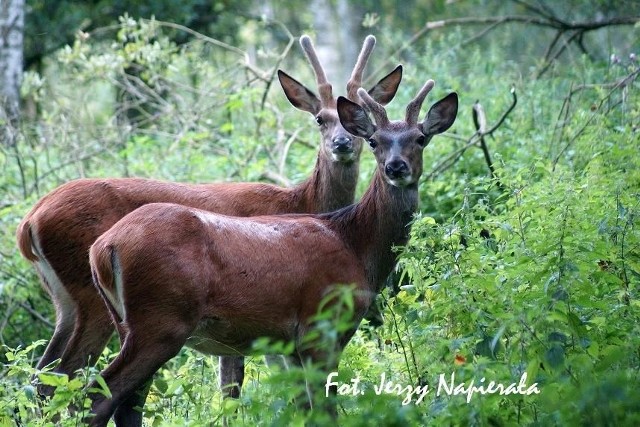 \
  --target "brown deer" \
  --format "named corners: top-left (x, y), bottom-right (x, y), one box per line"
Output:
top-left (86, 78), bottom-right (458, 426)
top-left (15, 35), bottom-right (402, 399)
